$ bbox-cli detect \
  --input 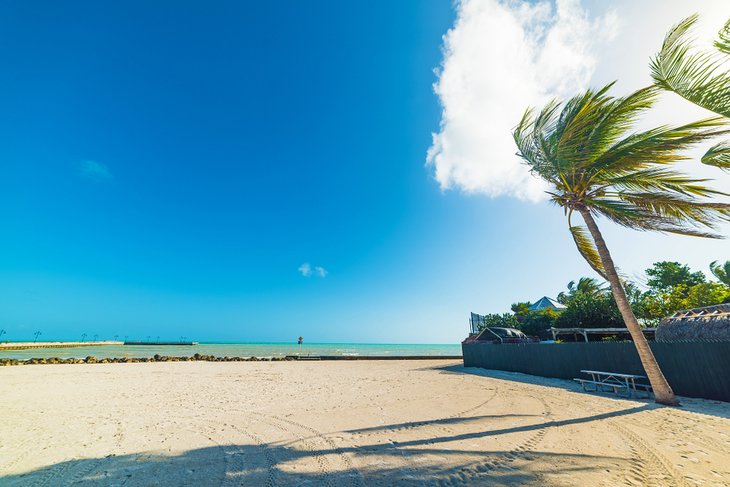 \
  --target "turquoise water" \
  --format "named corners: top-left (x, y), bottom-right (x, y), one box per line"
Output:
top-left (0, 342), bottom-right (462, 360)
